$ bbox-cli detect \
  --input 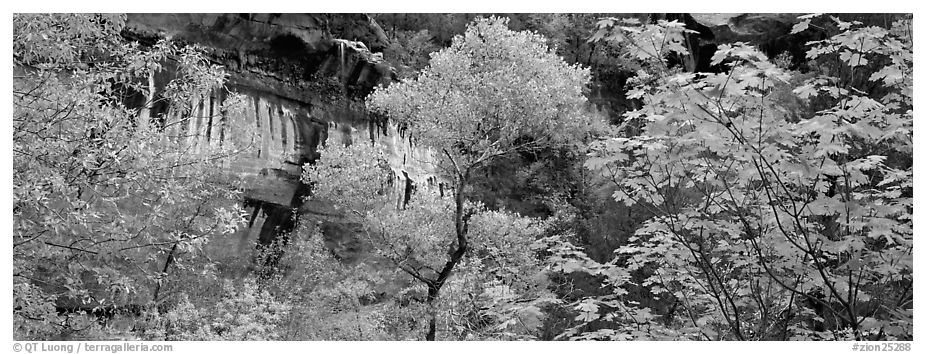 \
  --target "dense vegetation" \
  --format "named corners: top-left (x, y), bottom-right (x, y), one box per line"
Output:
top-left (12, 13), bottom-right (912, 341)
